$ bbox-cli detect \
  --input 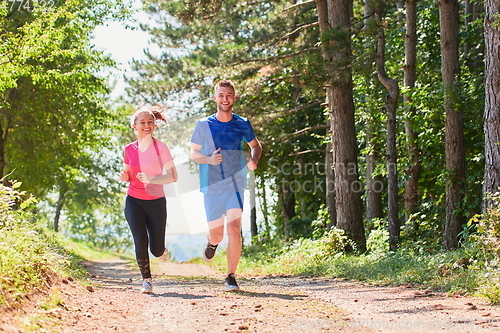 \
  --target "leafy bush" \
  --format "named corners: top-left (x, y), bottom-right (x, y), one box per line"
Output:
top-left (239, 226), bottom-right (489, 298)
top-left (0, 181), bottom-right (36, 229)
top-left (366, 219), bottom-right (390, 254)
top-left (467, 192), bottom-right (500, 303)
top-left (0, 182), bottom-right (85, 308)
top-left (469, 192), bottom-right (500, 257)
top-left (287, 216), bottom-right (314, 239)
top-left (252, 228), bottom-right (346, 275)
top-left (321, 227), bottom-right (347, 254)
top-left (243, 236), bottom-right (289, 262)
